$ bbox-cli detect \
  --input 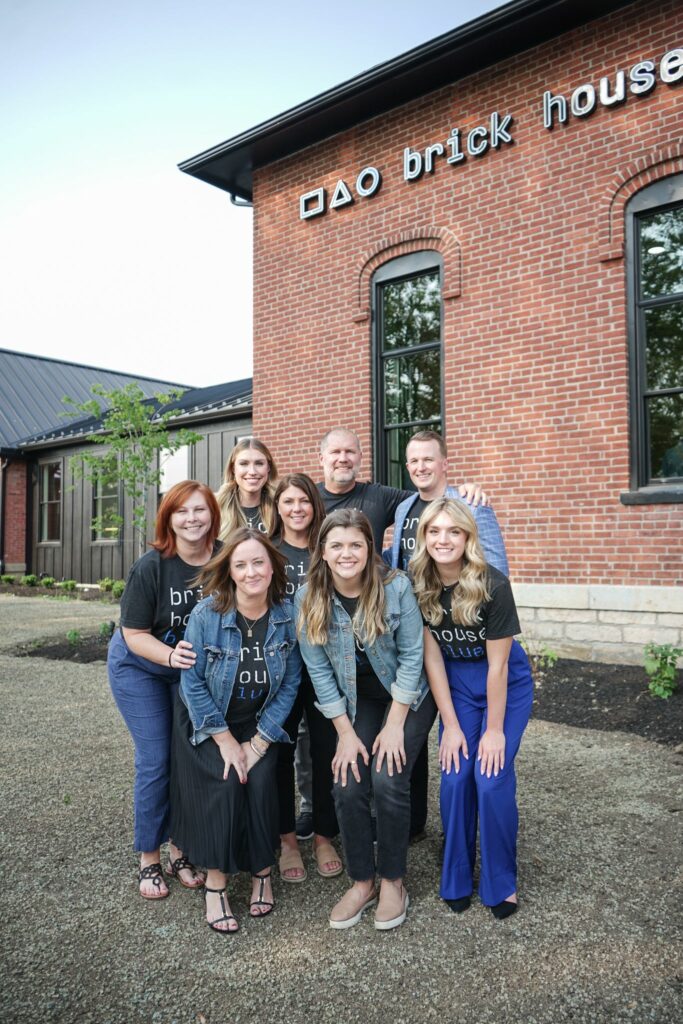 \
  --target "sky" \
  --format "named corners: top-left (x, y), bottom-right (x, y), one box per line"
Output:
top-left (2, 0), bottom-right (503, 388)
